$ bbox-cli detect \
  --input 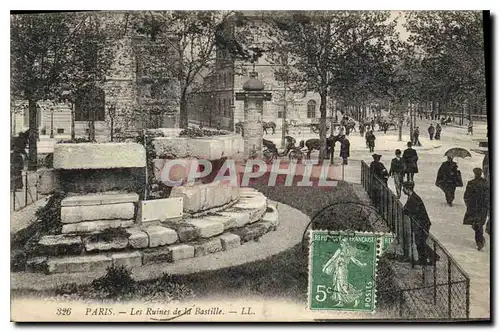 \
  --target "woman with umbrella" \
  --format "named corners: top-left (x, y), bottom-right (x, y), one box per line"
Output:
top-left (436, 148), bottom-right (468, 206)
